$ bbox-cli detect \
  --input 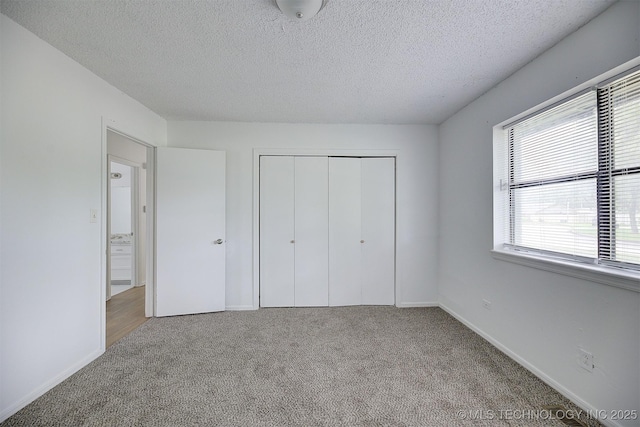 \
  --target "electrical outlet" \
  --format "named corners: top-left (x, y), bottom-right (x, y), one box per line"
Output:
top-left (482, 299), bottom-right (492, 310)
top-left (579, 349), bottom-right (594, 372)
